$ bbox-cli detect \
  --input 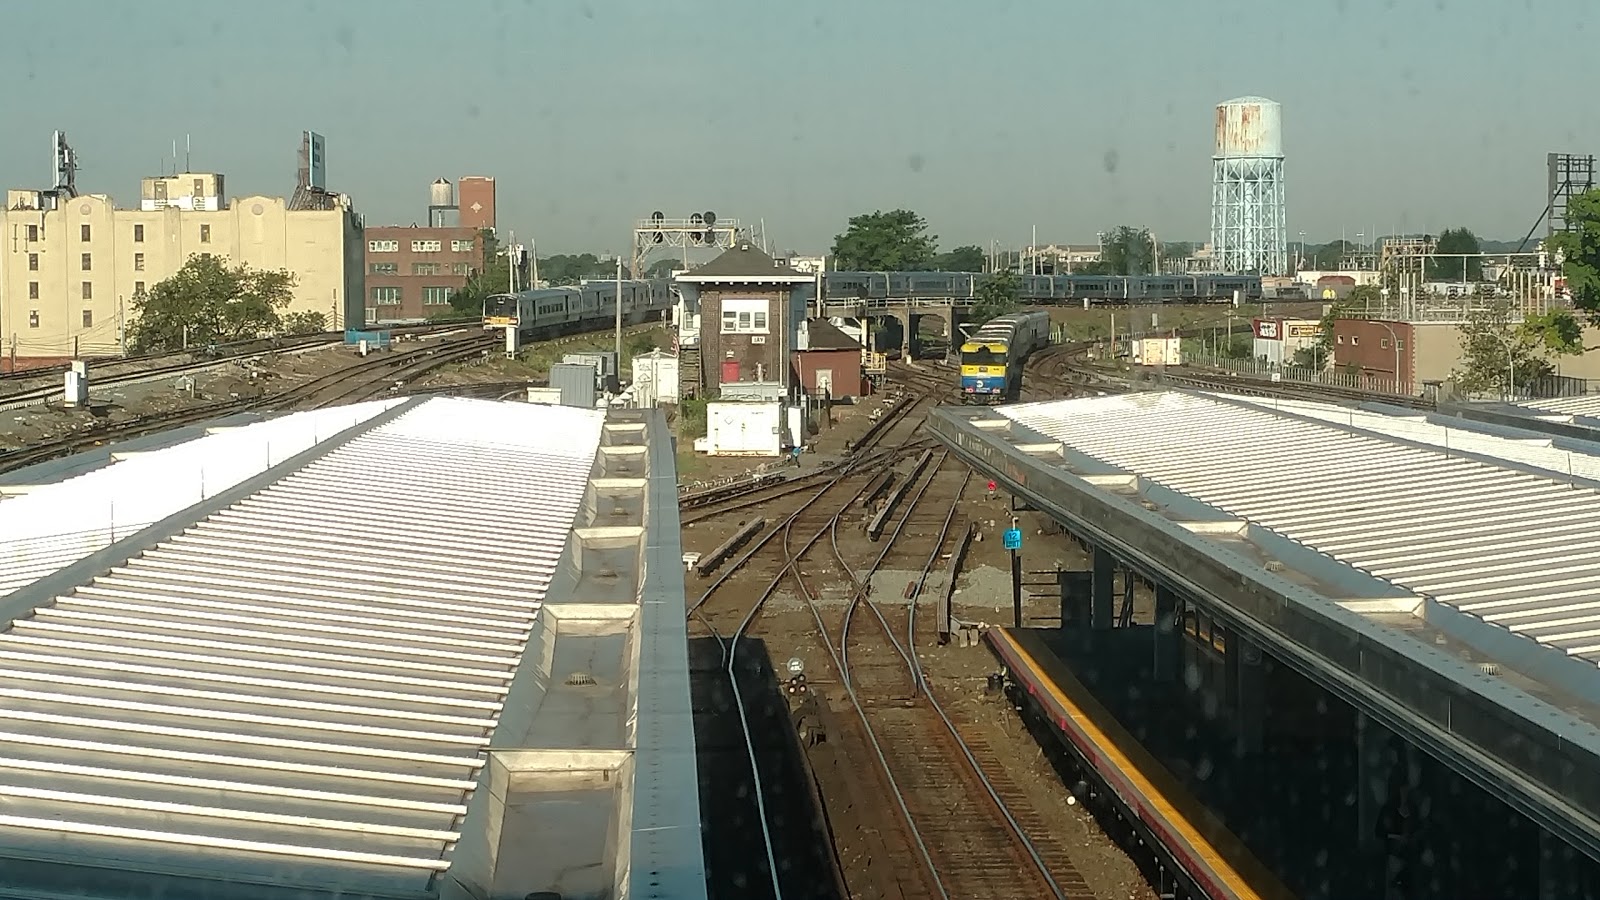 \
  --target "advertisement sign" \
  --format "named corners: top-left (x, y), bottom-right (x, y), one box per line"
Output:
top-left (1253, 318), bottom-right (1281, 340)
top-left (1286, 323), bottom-right (1320, 338)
